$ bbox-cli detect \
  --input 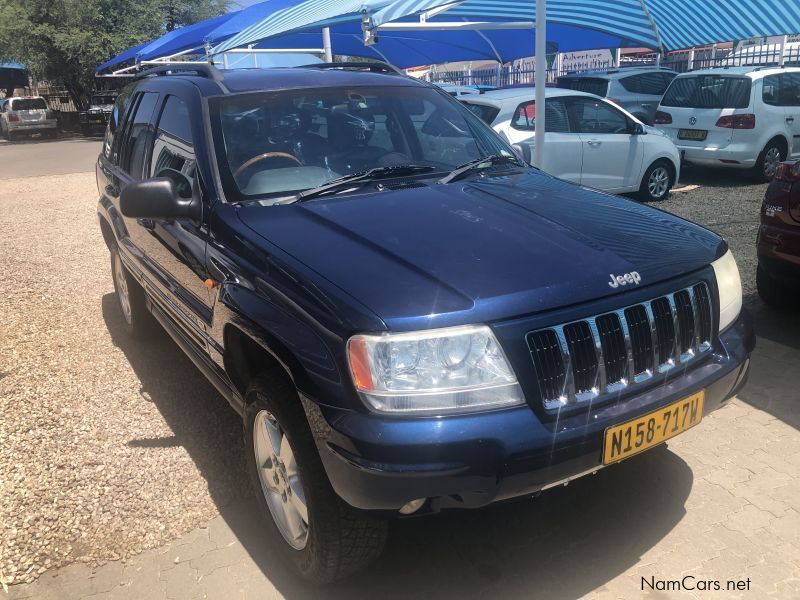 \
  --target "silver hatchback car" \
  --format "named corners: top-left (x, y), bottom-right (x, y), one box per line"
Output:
top-left (556, 67), bottom-right (677, 125)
